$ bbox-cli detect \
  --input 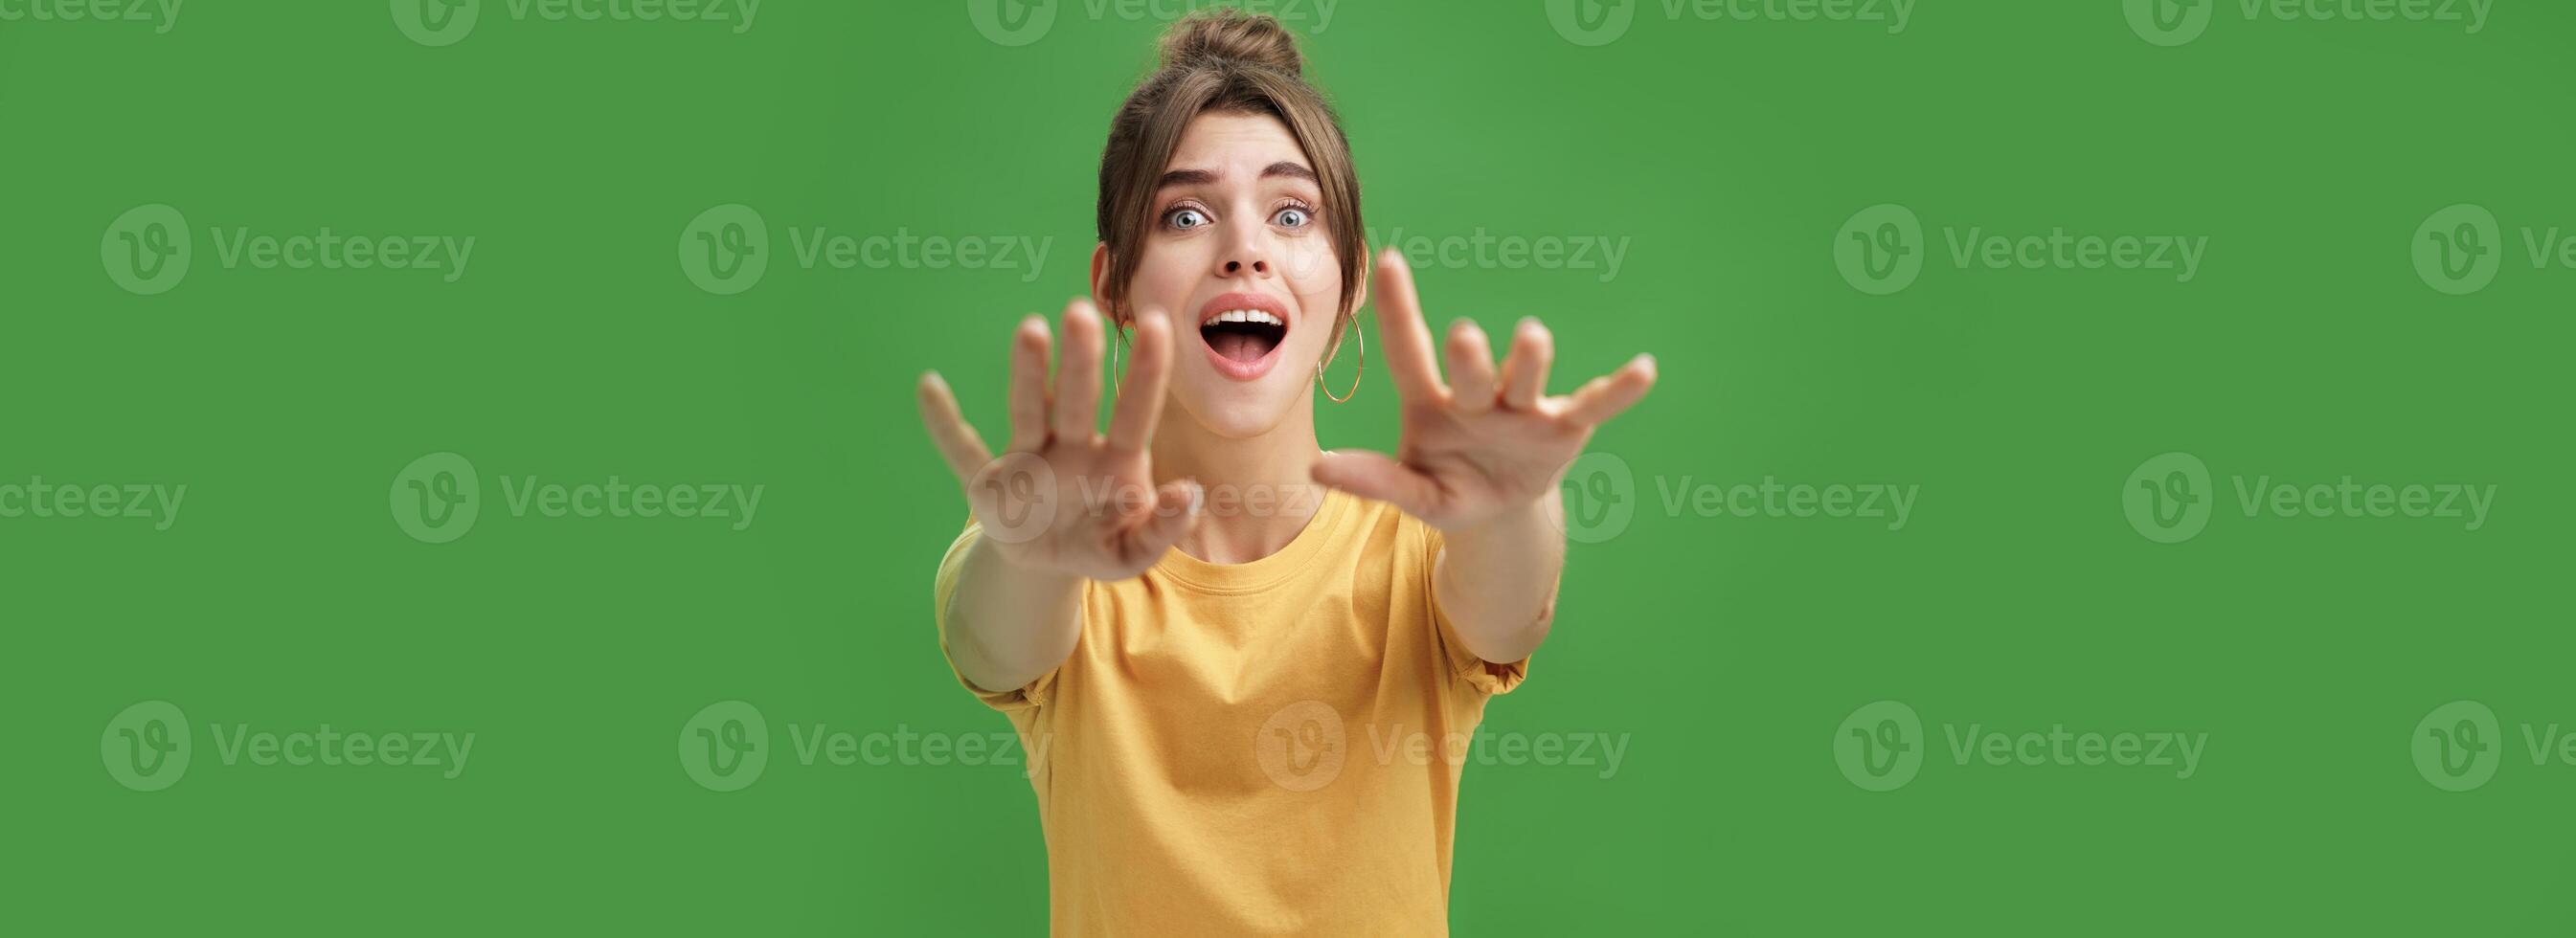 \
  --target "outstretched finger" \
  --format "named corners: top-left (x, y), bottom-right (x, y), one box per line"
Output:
top-left (1053, 299), bottom-right (1107, 443)
top-left (1444, 318), bottom-right (1499, 414)
top-left (1369, 248), bottom-right (1448, 403)
top-left (1498, 317), bottom-right (1554, 412)
top-left (1311, 449), bottom-right (1444, 521)
top-left (1006, 315), bottom-right (1051, 452)
top-left (917, 370), bottom-right (993, 482)
top-left (1563, 353), bottom-right (1659, 426)
top-left (1106, 306), bottom-right (1174, 452)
